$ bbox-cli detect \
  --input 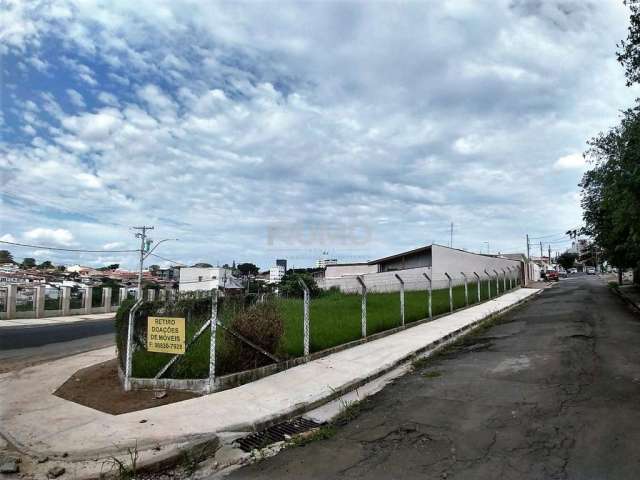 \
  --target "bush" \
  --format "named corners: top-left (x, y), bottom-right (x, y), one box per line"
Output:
top-left (115, 295), bottom-right (286, 378)
top-left (217, 301), bottom-right (285, 375)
